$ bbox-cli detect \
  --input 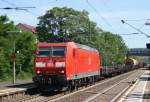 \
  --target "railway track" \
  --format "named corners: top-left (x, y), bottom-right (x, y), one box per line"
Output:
top-left (49, 69), bottom-right (144, 102)
top-left (16, 69), bottom-right (145, 102)
top-left (84, 71), bottom-right (143, 102)
top-left (0, 83), bottom-right (37, 102)
top-left (0, 68), bottom-right (145, 102)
